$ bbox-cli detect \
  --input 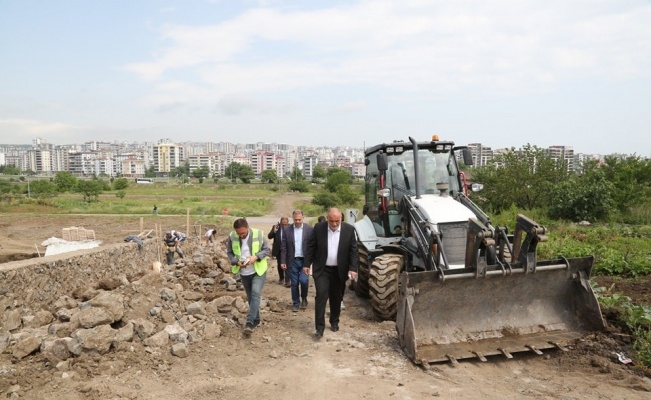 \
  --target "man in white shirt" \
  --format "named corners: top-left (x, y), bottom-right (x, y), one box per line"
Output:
top-left (304, 208), bottom-right (358, 338)
top-left (281, 210), bottom-right (314, 312)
